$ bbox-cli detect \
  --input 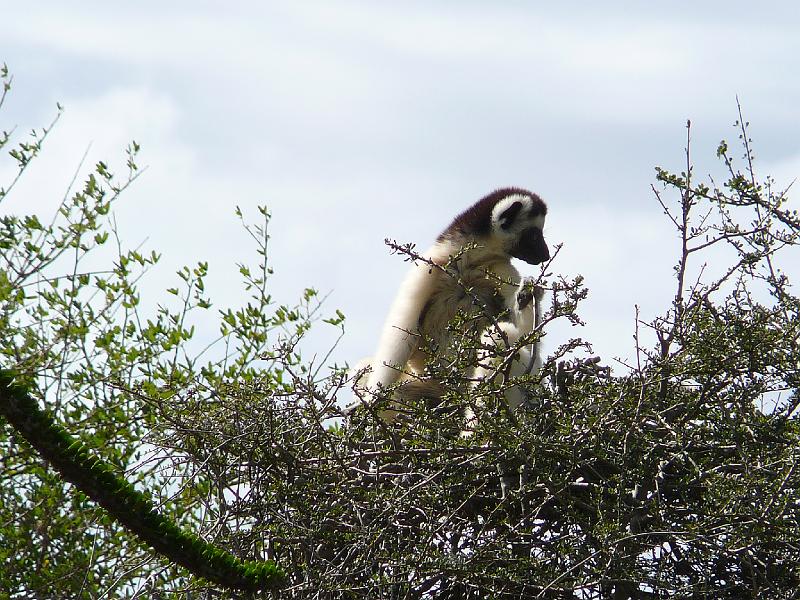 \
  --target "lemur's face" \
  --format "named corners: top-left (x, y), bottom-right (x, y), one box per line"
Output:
top-left (510, 218), bottom-right (549, 264)
top-left (492, 195), bottom-right (549, 265)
